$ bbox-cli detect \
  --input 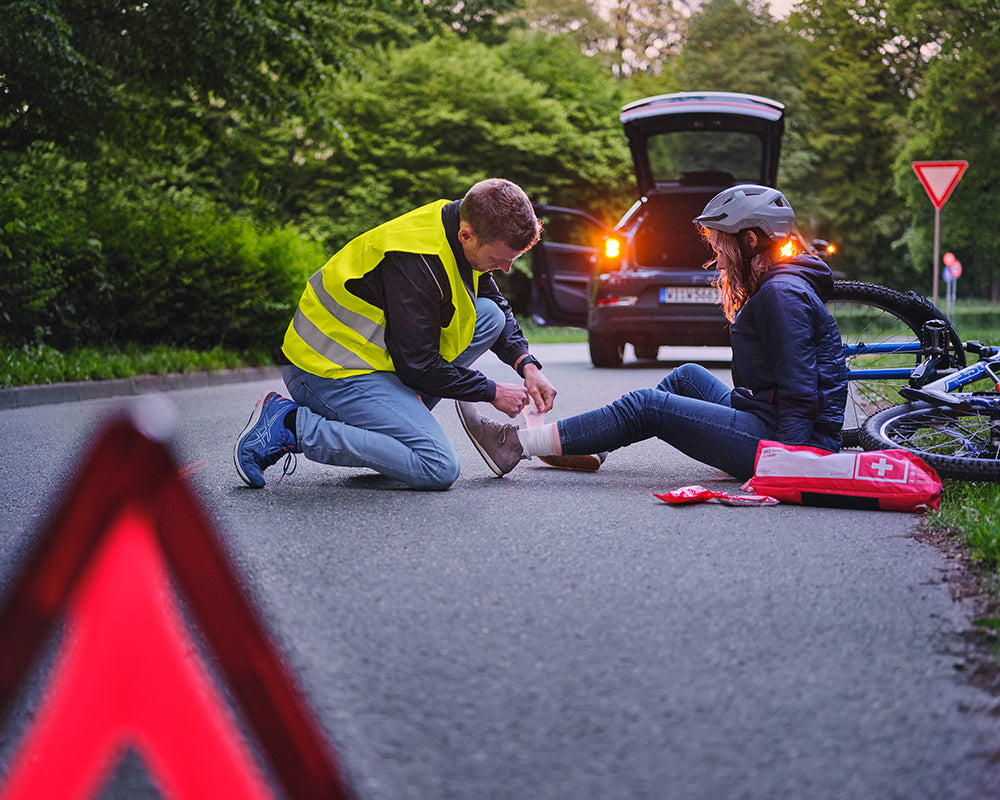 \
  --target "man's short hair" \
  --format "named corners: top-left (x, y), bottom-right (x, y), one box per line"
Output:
top-left (459, 178), bottom-right (542, 252)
